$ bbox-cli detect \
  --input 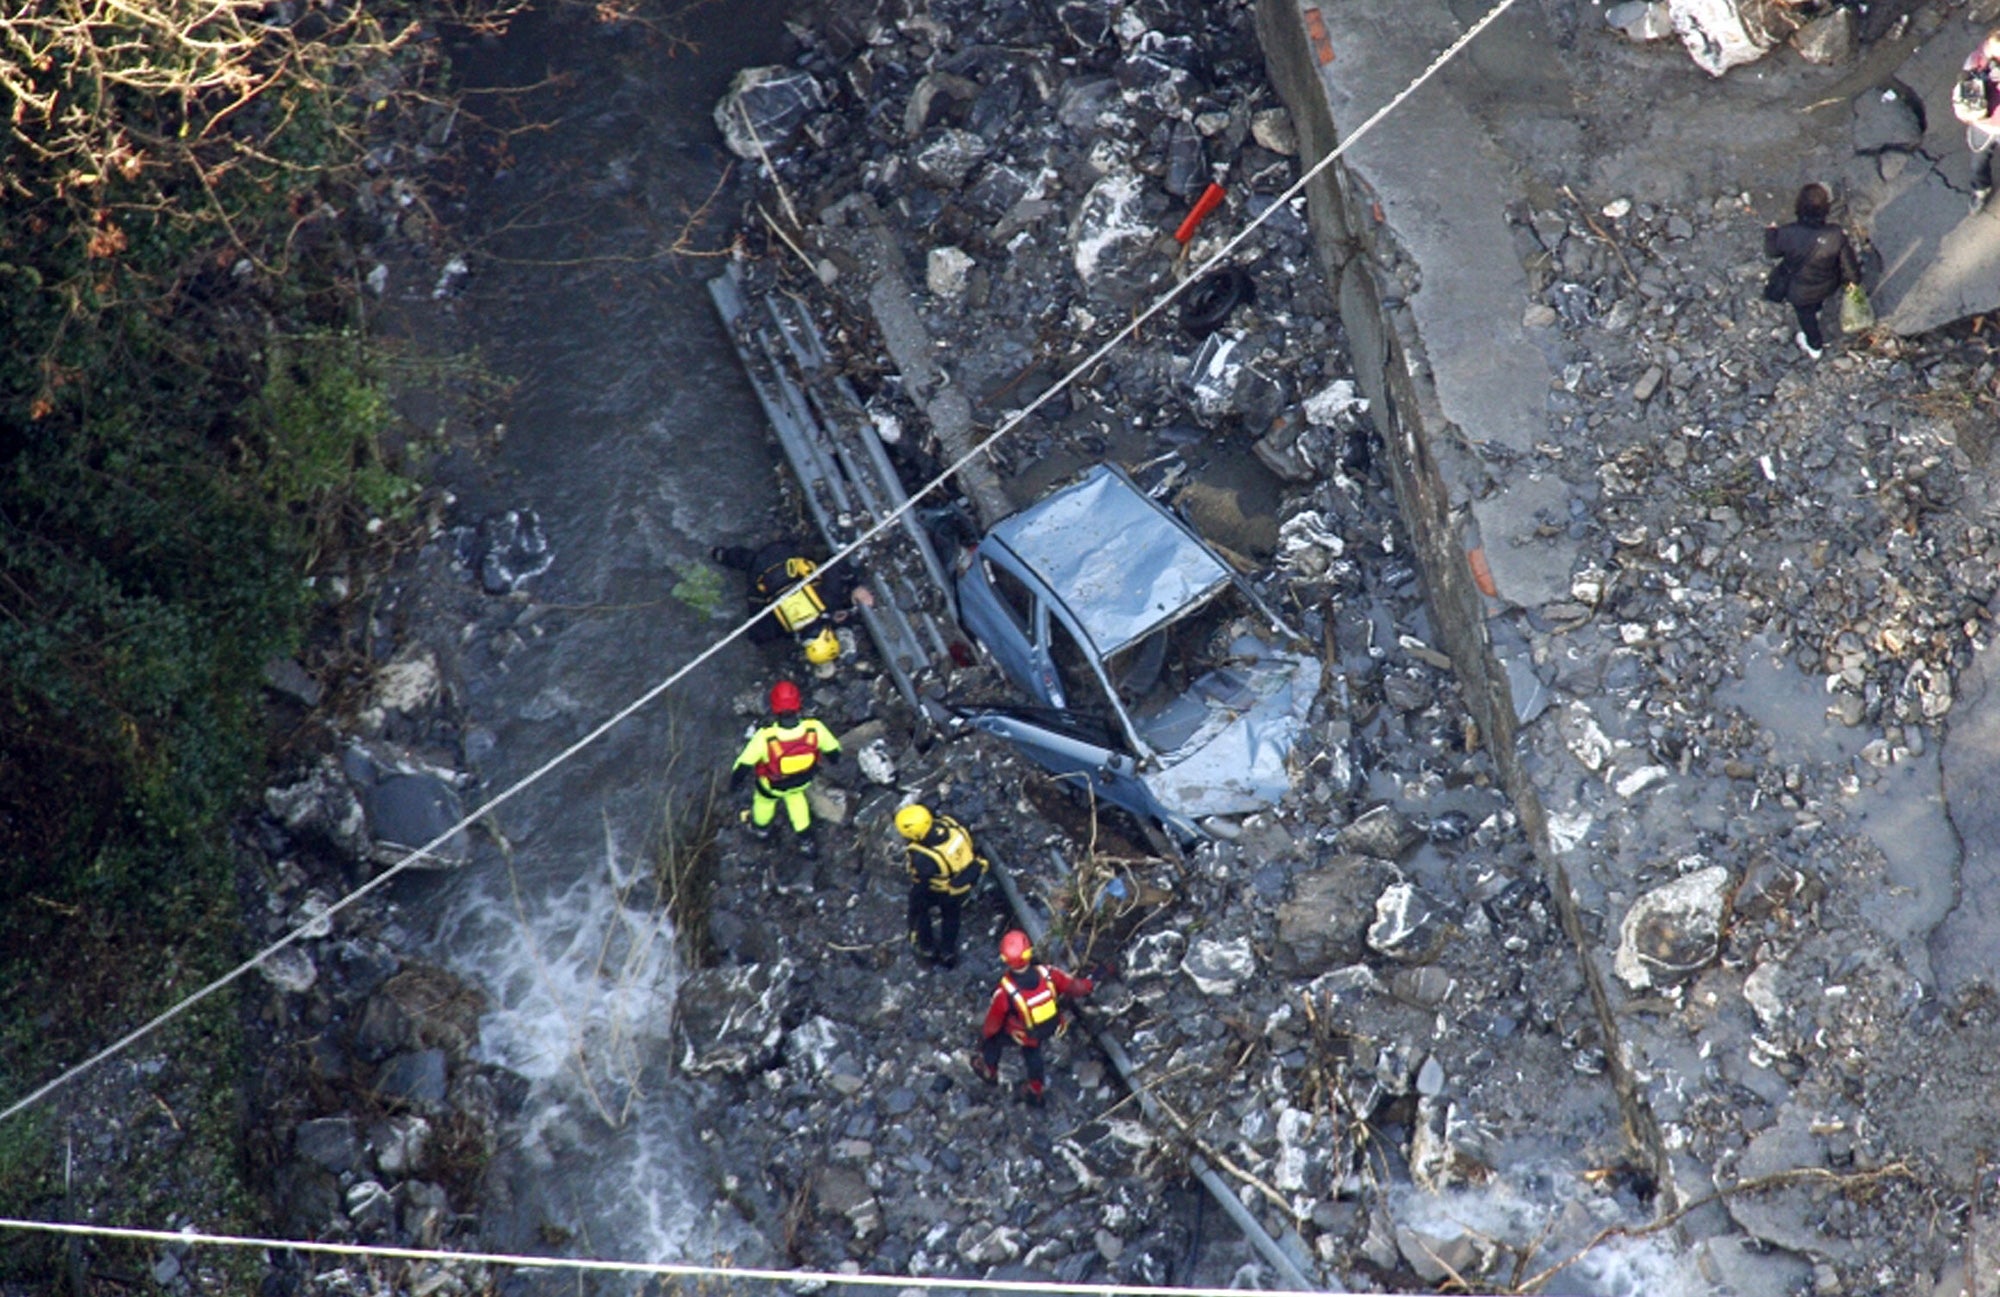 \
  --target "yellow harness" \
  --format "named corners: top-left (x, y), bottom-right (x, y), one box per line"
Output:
top-left (768, 558), bottom-right (828, 633)
top-left (908, 816), bottom-right (980, 896)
